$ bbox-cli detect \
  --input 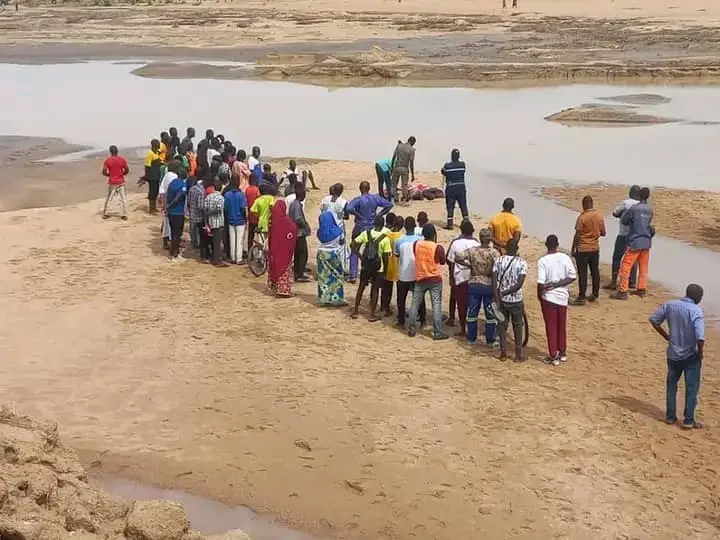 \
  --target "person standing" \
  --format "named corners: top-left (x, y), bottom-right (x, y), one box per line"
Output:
top-left (604, 185), bottom-right (640, 291)
top-left (204, 179), bottom-right (229, 268)
top-left (187, 176), bottom-right (205, 250)
top-left (391, 136), bottom-right (416, 204)
top-left (181, 127), bottom-right (195, 151)
top-left (613, 187), bottom-right (654, 300)
top-left (101, 145), bottom-right (129, 220)
top-left (649, 284), bottom-right (705, 429)
top-left (455, 228), bottom-right (500, 346)
top-left (165, 167), bottom-right (188, 260)
top-left (268, 200), bottom-right (298, 298)
top-left (380, 214), bottom-right (404, 317)
top-left (224, 174), bottom-right (248, 265)
top-left (445, 220), bottom-right (480, 337)
top-left (489, 198), bottom-right (522, 254)
top-left (374, 158), bottom-right (393, 201)
top-left (316, 208), bottom-right (346, 307)
top-left (245, 174), bottom-right (261, 253)
top-left (441, 148), bottom-right (469, 230)
top-left (394, 216), bottom-right (425, 328)
top-left (350, 215), bottom-right (392, 322)
top-left (289, 184), bottom-right (311, 282)
top-left (345, 181), bottom-right (393, 283)
top-left (232, 149), bottom-right (251, 191)
top-left (248, 146), bottom-right (262, 180)
top-left (537, 234), bottom-right (577, 366)
top-left (407, 224), bottom-right (448, 340)
top-left (492, 238), bottom-right (527, 362)
top-left (142, 138), bottom-right (163, 214)
top-left (571, 195), bottom-right (606, 305)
